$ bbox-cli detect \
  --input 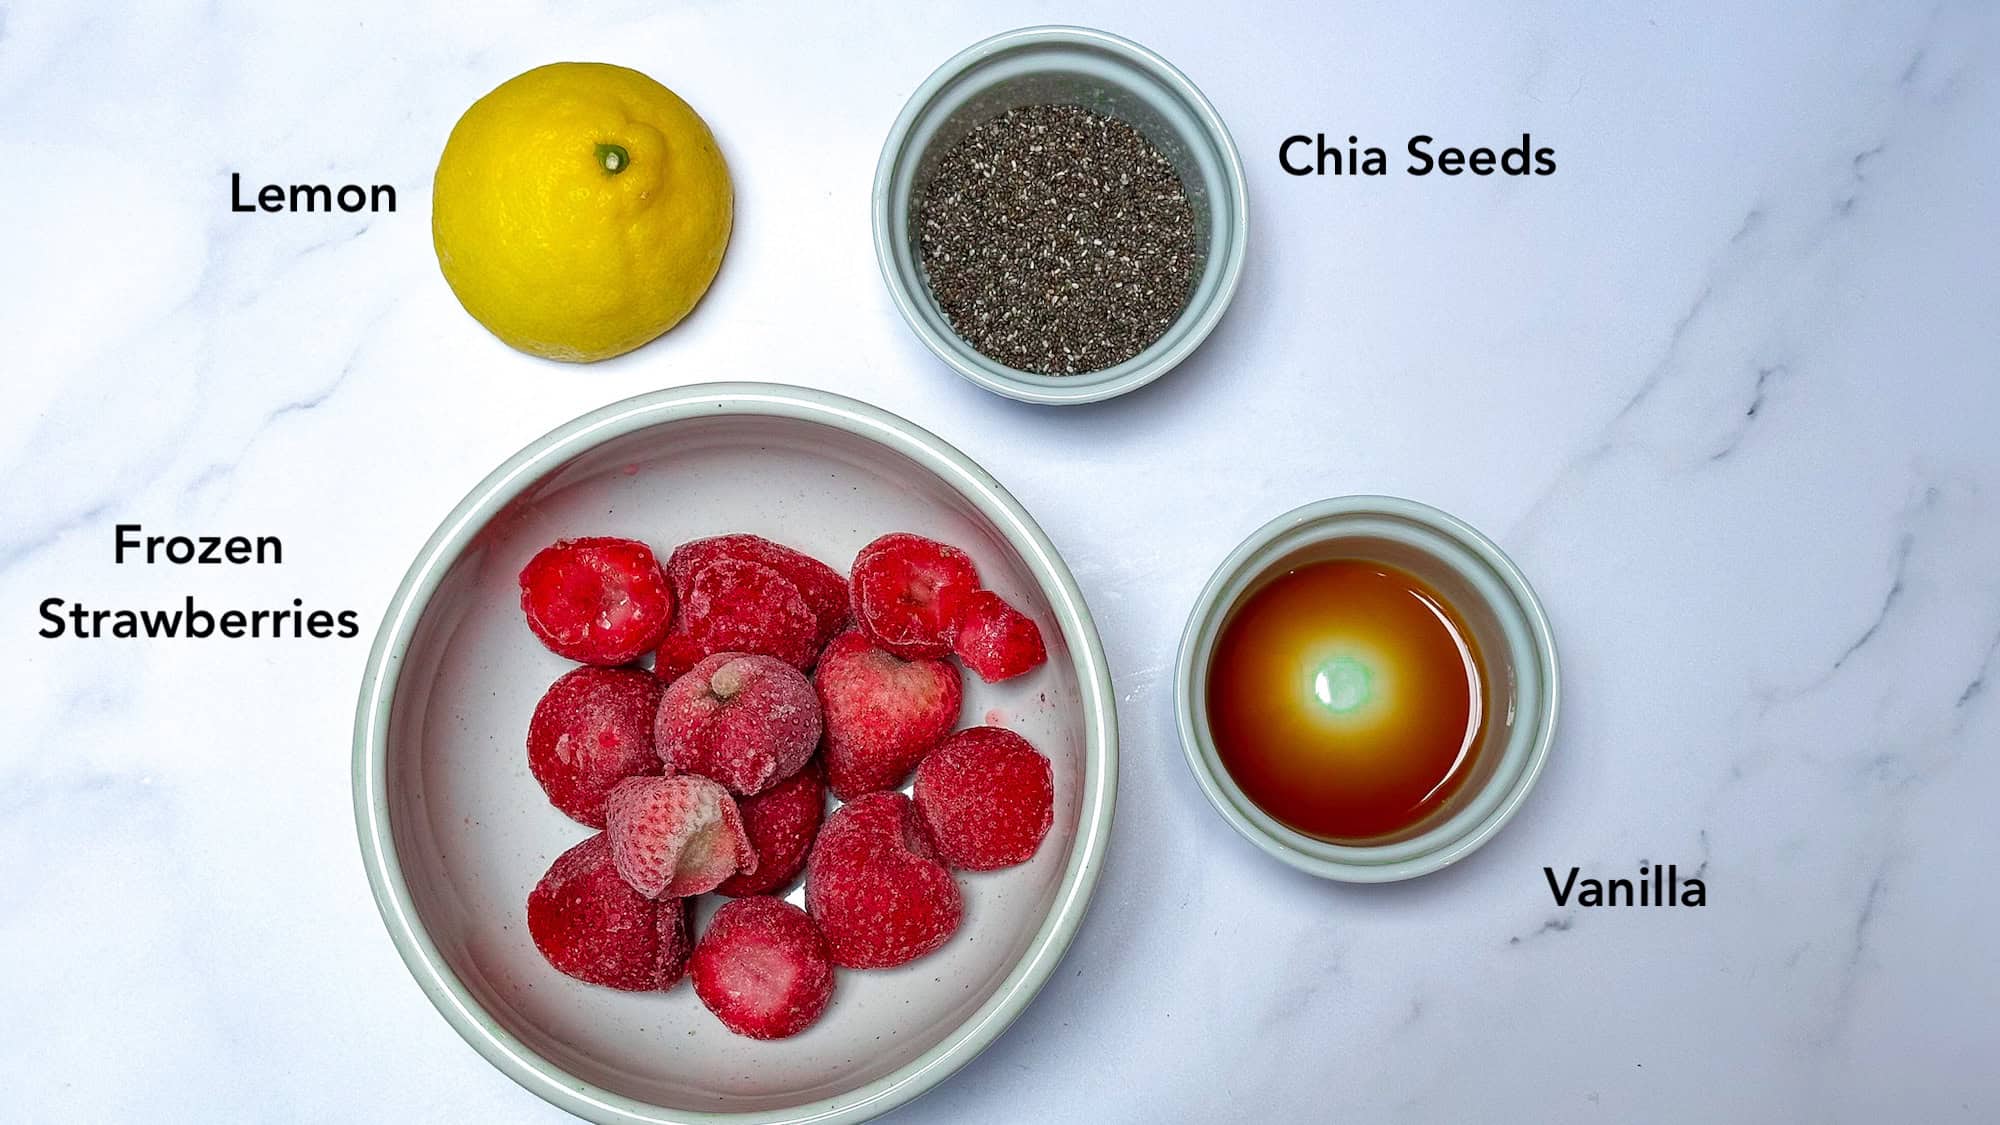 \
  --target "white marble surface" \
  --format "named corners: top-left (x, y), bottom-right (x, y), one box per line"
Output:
top-left (3, 1), bottom-right (1996, 1120)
